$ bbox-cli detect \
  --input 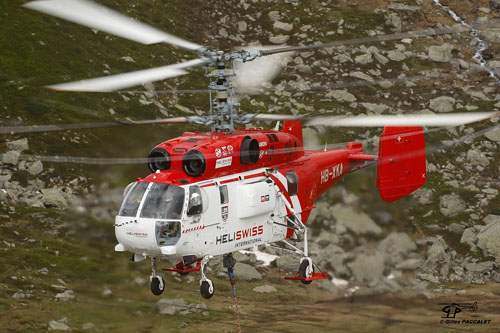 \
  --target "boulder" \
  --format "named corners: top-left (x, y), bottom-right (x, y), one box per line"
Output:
top-left (6, 138), bottom-right (29, 151)
top-left (253, 285), bottom-right (277, 293)
top-left (235, 263), bottom-right (262, 281)
top-left (354, 53), bottom-right (372, 65)
top-left (395, 259), bottom-right (423, 271)
top-left (361, 103), bottom-right (390, 114)
top-left (268, 11), bottom-right (281, 21)
top-left (27, 160), bottom-right (43, 175)
top-left (2, 151), bottom-right (20, 165)
top-left (447, 223), bottom-right (465, 234)
top-left (385, 13), bottom-right (401, 31)
top-left (269, 35), bottom-right (289, 44)
top-left (48, 321), bottom-right (70, 331)
top-left (330, 204), bottom-right (382, 236)
top-left (484, 128), bottom-right (500, 142)
top-left (326, 89), bottom-right (357, 103)
top-left (55, 290), bottom-right (74, 302)
top-left (41, 188), bottom-right (68, 209)
top-left (439, 193), bottom-right (466, 217)
top-left (273, 253), bottom-right (297, 272)
top-left (428, 43), bottom-right (454, 62)
top-left (273, 21), bottom-right (293, 32)
top-left (237, 21), bottom-right (247, 32)
top-left (347, 251), bottom-right (384, 283)
top-left (378, 232), bottom-right (417, 266)
top-left (429, 96), bottom-right (455, 113)
top-left (476, 215), bottom-right (500, 259)
top-left (460, 227), bottom-right (478, 247)
top-left (156, 298), bottom-right (188, 315)
top-left (422, 237), bottom-right (451, 271)
top-left (349, 71), bottom-right (374, 82)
